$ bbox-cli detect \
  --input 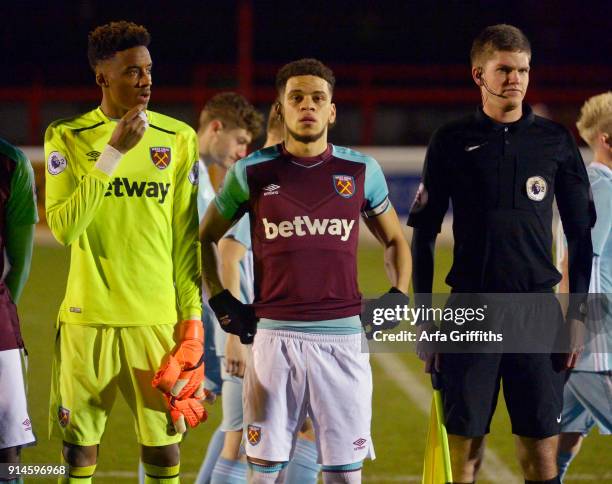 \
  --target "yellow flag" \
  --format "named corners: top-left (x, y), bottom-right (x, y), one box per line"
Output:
top-left (422, 389), bottom-right (453, 484)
